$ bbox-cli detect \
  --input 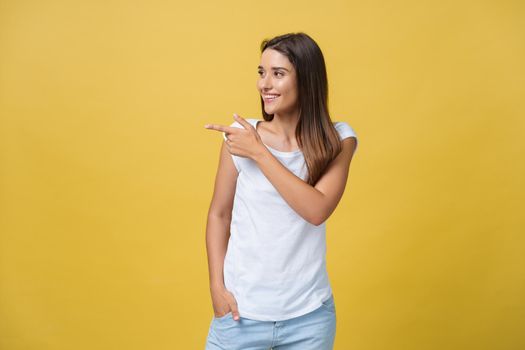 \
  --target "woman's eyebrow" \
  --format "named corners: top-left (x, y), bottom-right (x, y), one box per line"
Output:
top-left (257, 65), bottom-right (290, 72)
